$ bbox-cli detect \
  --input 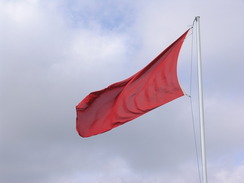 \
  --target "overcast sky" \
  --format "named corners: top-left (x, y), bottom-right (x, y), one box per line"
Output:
top-left (1, 0), bottom-right (244, 182)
